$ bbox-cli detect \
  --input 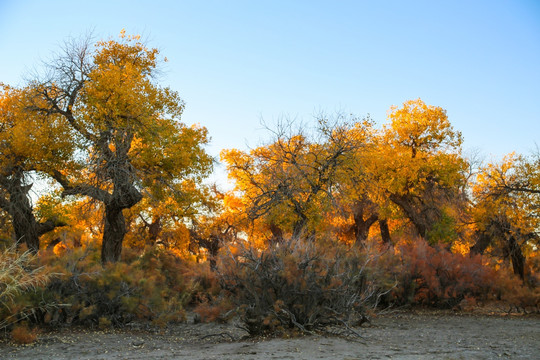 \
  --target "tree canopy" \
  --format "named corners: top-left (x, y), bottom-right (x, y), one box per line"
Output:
top-left (0, 32), bottom-right (537, 291)
top-left (16, 32), bottom-right (213, 262)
